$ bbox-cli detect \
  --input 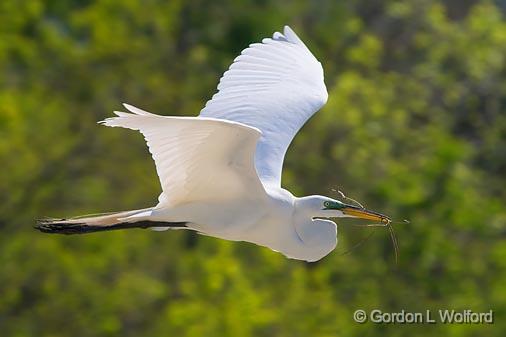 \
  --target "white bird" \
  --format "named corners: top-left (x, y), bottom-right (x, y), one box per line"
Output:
top-left (37, 26), bottom-right (390, 262)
